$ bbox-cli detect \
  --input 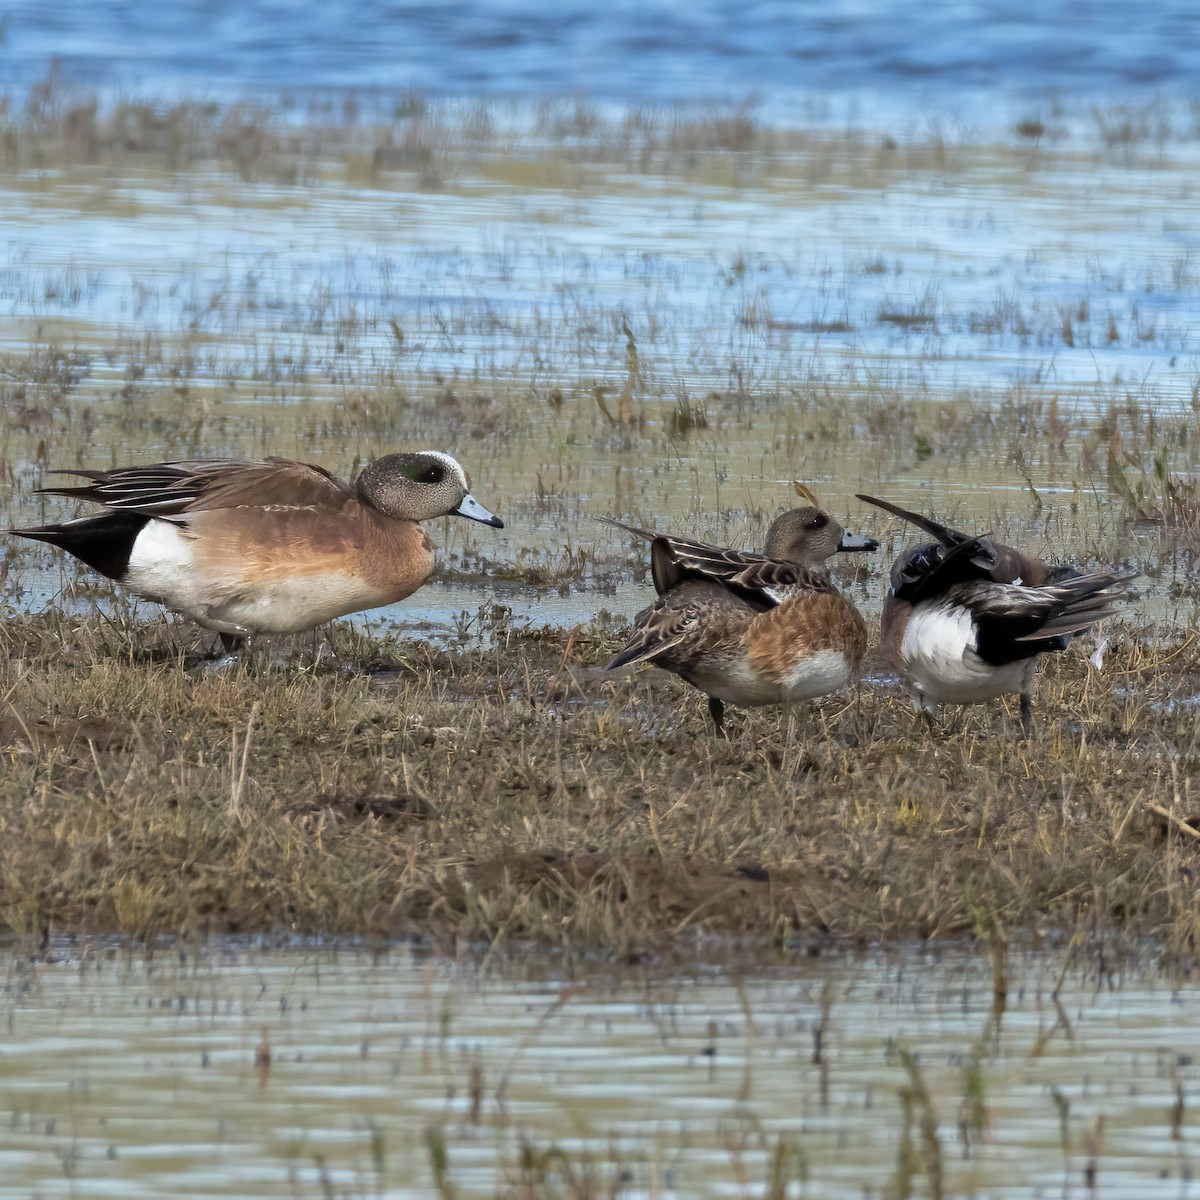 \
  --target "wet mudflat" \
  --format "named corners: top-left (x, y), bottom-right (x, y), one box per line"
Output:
top-left (2, 0), bottom-right (1200, 1186)
top-left (0, 610), bottom-right (1194, 954)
